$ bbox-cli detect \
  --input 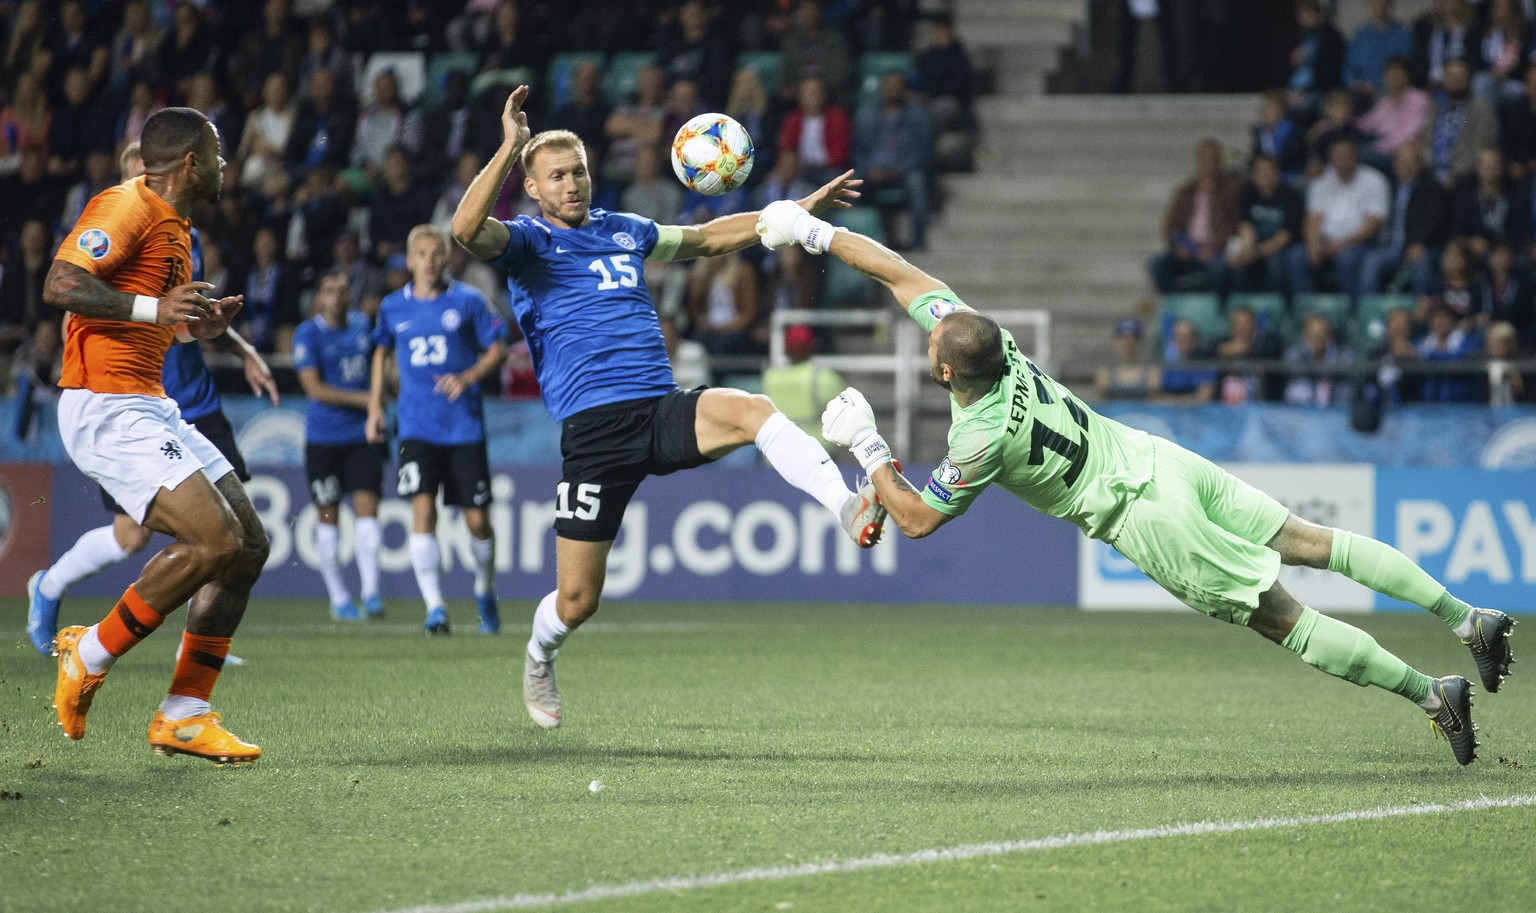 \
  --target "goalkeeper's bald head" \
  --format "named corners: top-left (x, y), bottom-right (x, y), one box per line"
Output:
top-left (935, 311), bottom-right (1006, 396)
